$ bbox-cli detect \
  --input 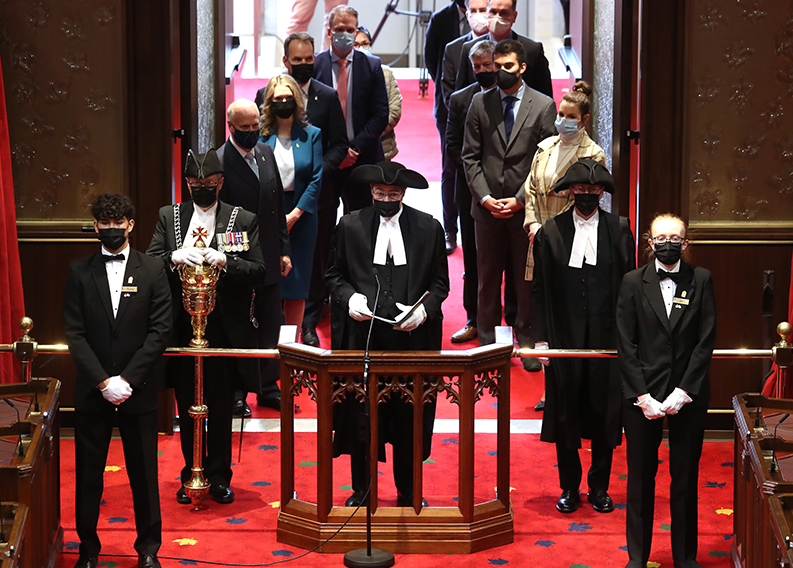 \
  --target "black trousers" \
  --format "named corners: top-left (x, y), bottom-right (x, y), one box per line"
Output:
top-left (555, 438), bottom-right (613, 493)
top-left (453, 168), bottom-right (477, 326)
top-left (235, 282), bottom-right (282, 403)
top-left (436, 111), bottom-right (458, 237)
top-left (303, 204), bottom-right (338, 331)
top-left (75, 408), bottom-right (161, 558)
top-left (623, 399), bottom-right (706, 568)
